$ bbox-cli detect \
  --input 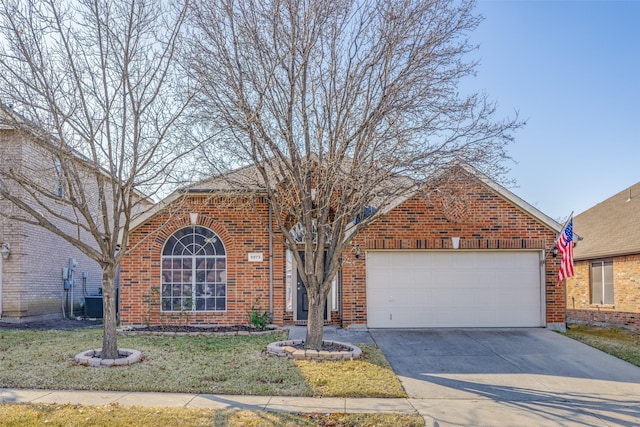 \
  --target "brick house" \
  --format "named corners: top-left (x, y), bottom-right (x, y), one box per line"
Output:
top-left (120, 164), bottom-right (566, 331)
top-left (0, 115), bottom-right (104, 322)
top-left (566, 182), bottom-right (640, 330)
